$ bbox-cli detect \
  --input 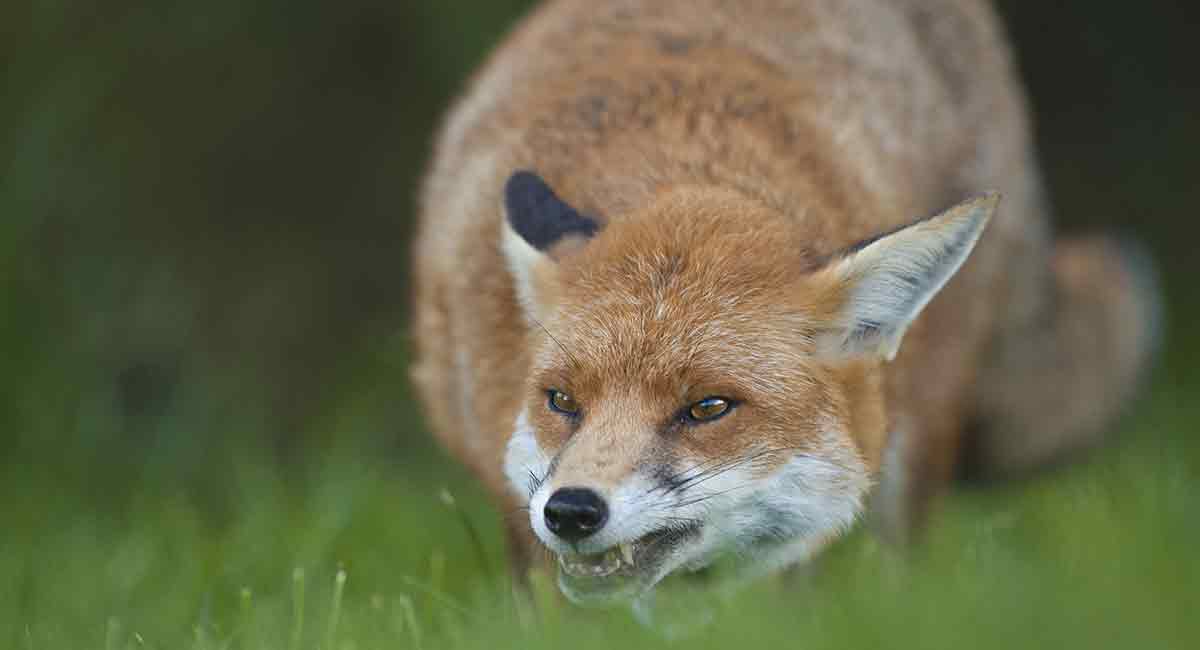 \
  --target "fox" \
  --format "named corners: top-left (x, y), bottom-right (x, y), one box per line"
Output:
top-left (410, 0), bottom-right (1159, 609)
